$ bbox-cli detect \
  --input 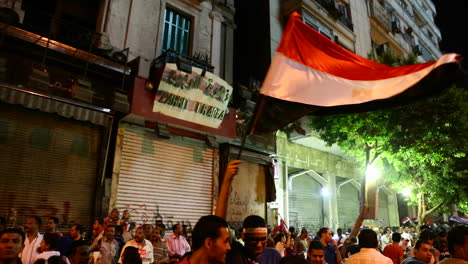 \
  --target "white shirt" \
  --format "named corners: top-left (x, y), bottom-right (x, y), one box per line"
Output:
top-left (21, 233), bottom-right (44, 264)
top-left (345, 248), bottom-right (393, 264)
top-left (119, 239), bottom-right (154, 264)
top-left (380, 235), bottom-right (390, 251)
top-left (401, 232), bottom-right (412, 247)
